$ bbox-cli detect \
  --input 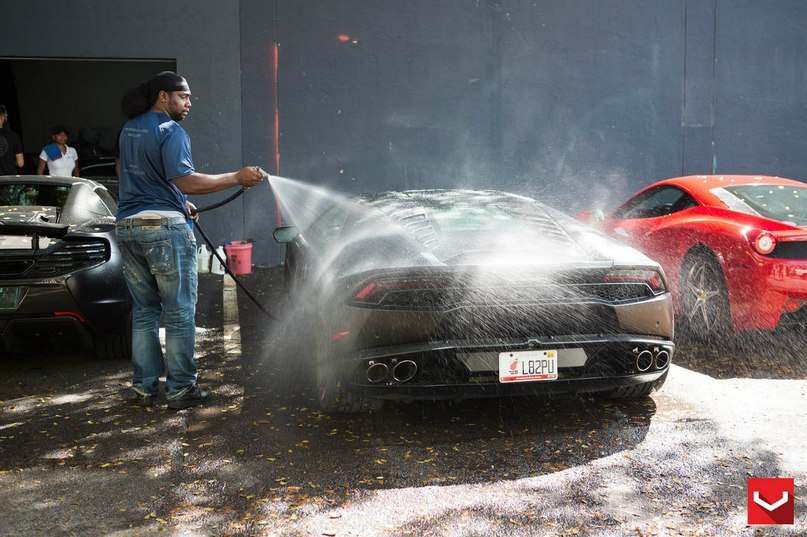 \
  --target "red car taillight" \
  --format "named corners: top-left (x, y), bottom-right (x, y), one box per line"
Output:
top-left (53, 311), bottom-right (87, 323)
top-left (783, 298), bottom-right (804, 314)
top-left (603, 269), bottom-right (667, 294)
top-left (753, 231), bottom-right (777, 255)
